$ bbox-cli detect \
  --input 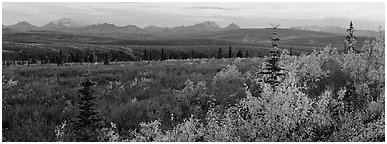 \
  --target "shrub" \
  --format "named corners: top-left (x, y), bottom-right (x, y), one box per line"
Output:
top-left (211, 65), bottom-right (245, 107)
